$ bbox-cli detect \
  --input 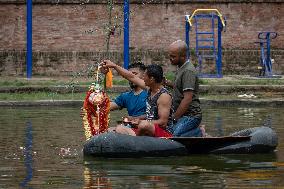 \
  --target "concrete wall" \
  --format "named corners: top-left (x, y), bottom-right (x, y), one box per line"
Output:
top-left (0, 0), bottom-right (283, 76)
